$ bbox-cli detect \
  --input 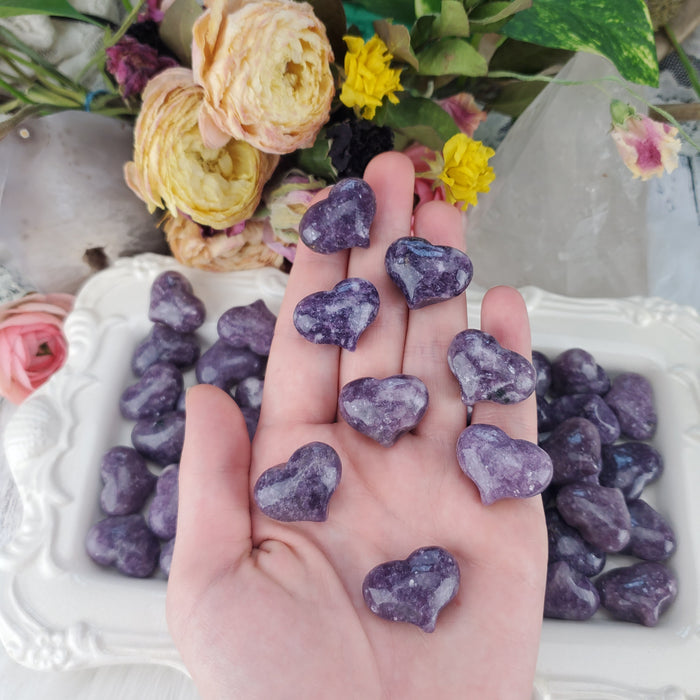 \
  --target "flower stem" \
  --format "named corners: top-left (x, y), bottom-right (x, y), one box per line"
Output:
top-left (663, 25), bottom-right (700, 101)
